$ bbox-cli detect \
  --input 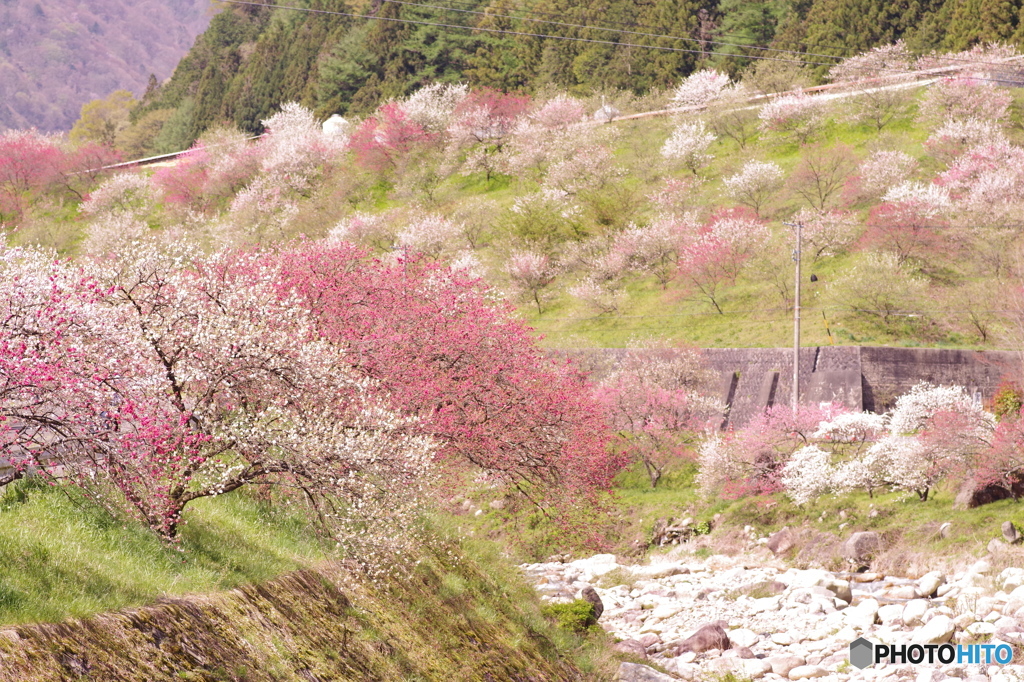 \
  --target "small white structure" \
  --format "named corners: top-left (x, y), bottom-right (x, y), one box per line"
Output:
top-left (322, 114), bottom-right (349, 138)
